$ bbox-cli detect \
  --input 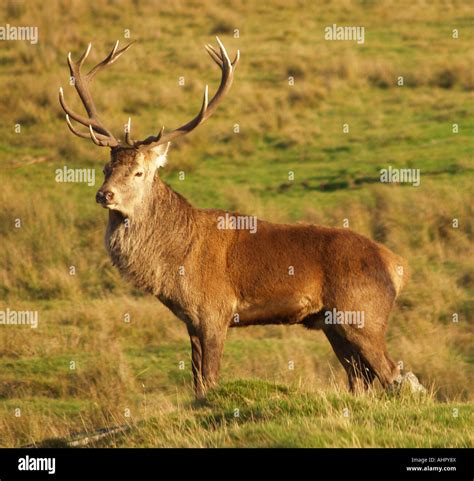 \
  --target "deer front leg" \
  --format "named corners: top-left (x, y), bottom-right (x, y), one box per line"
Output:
top-left (198, 325), bottom-right (227, 398)
top-left (187, 326), bottom-right (205, 398)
